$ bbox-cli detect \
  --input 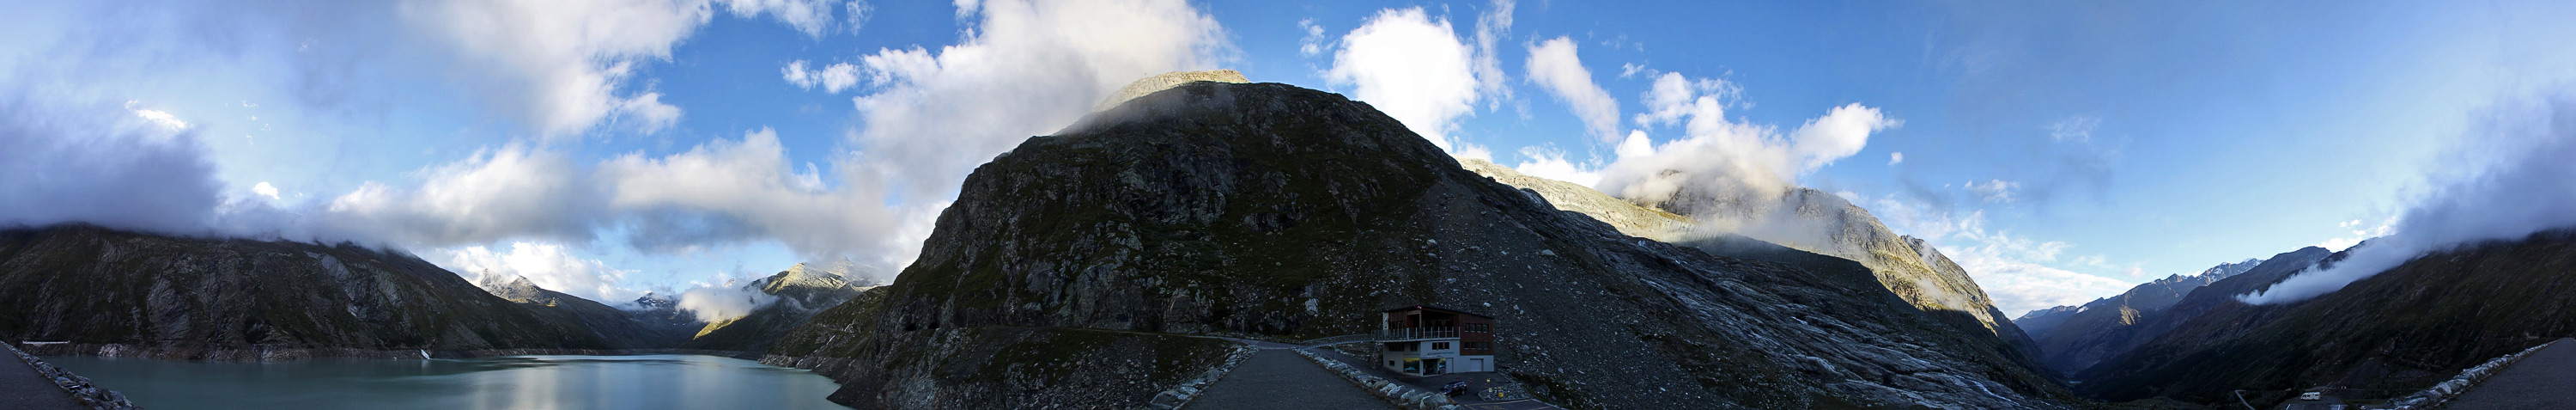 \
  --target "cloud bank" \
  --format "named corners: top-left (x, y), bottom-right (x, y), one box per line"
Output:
top-left (0, 95), bottom-right (225, 234)
top-left (2241, 93), bottom-right (2576, 304)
